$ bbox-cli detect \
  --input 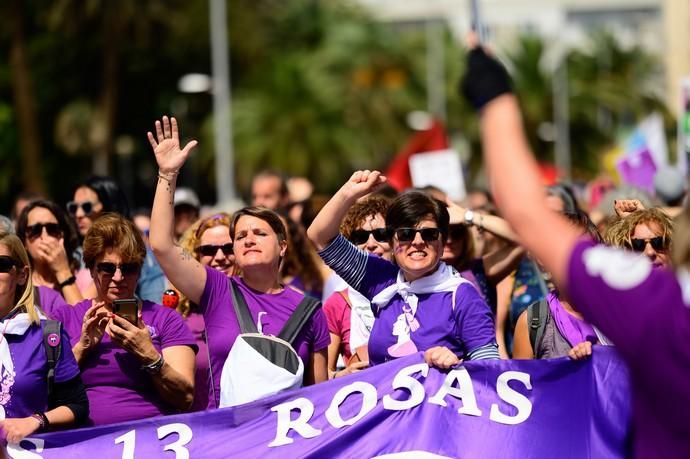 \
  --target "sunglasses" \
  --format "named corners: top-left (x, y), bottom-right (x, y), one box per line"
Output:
top-left (96, 262), bottom-right (140, 276)
top-left (629, 236), bottom-right (667, 253)
top-left (349, 228), bottom-right (390, 245)
top-left (0, 256), bottom-right (17, 273)
top-left (196, 243), bottom-right (233, 257)
top-left (26, 223), bottom-right (62, 240)
top-left (66, 201), bottom-right (97, 216)
top-left (394, 227), bottom-right (441, 243)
